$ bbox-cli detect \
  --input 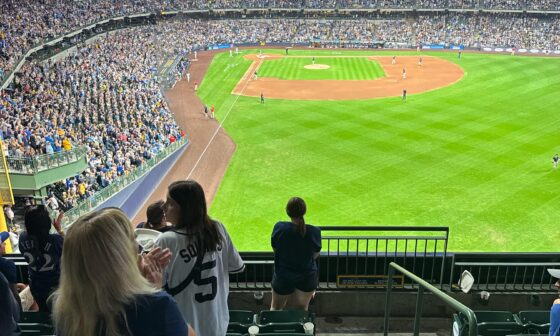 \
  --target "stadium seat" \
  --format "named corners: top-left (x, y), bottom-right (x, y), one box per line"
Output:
top-left (21, 311), bottom-right (53, 325)
top-left (517, 311), bottom-right (550, 334)
top-left (453, 311), bottom-right (525, 336)
top-left (258, 310), bottom-right (314, 324)
top-left (255, 310), bottom-right (314, 334)
top-left (230, 310), bottom-right (257, 324)
top-left (228, 309), bottom-right (257, 334)
top-left (17, 323), bottom-right (54, 335)
top-left (257, 323), bottom-right (305, 334)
